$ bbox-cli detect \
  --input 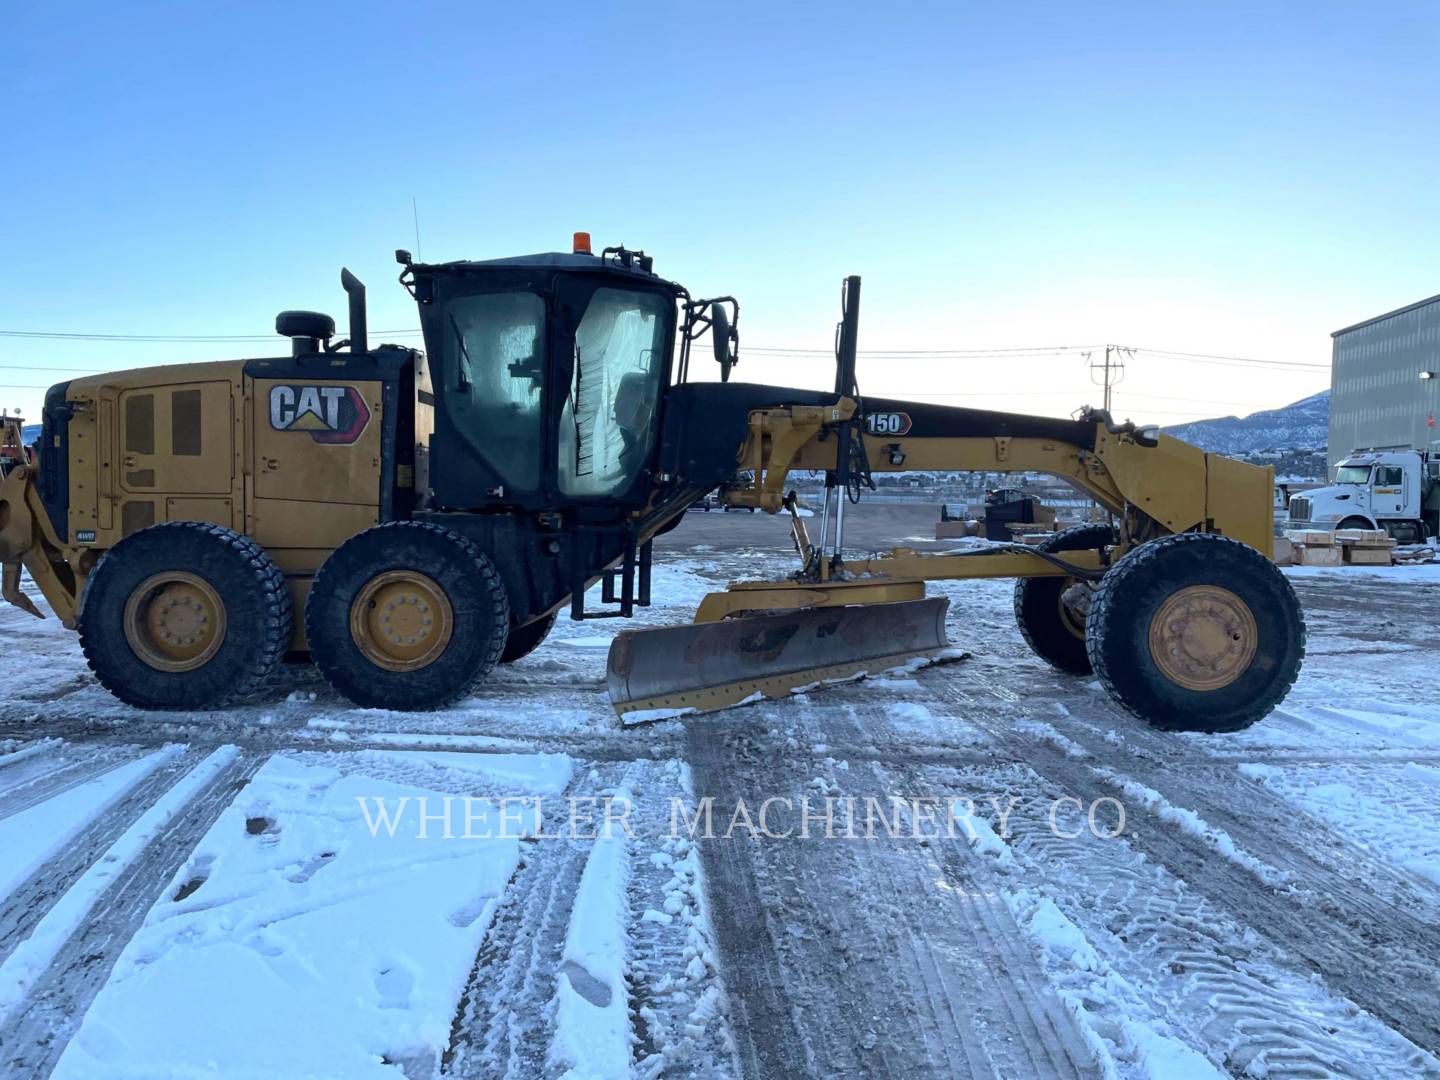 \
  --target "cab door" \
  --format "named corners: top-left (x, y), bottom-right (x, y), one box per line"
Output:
top-left (553, 282), bottom-right (672, 505)
top-left (1373, 464), bottom-right (1406, 516)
